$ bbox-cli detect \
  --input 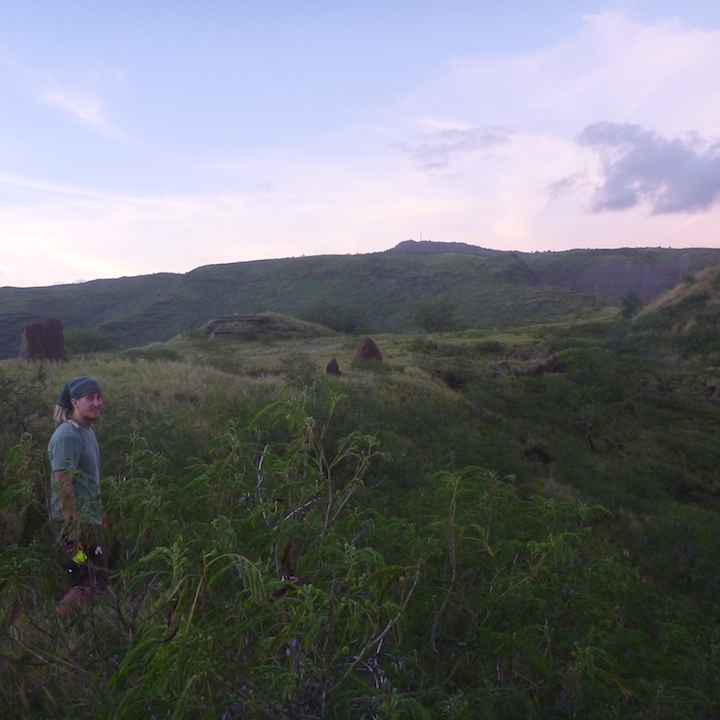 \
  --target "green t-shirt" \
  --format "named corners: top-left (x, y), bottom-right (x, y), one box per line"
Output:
top-left (48, 420), bottom-right (102, 525)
